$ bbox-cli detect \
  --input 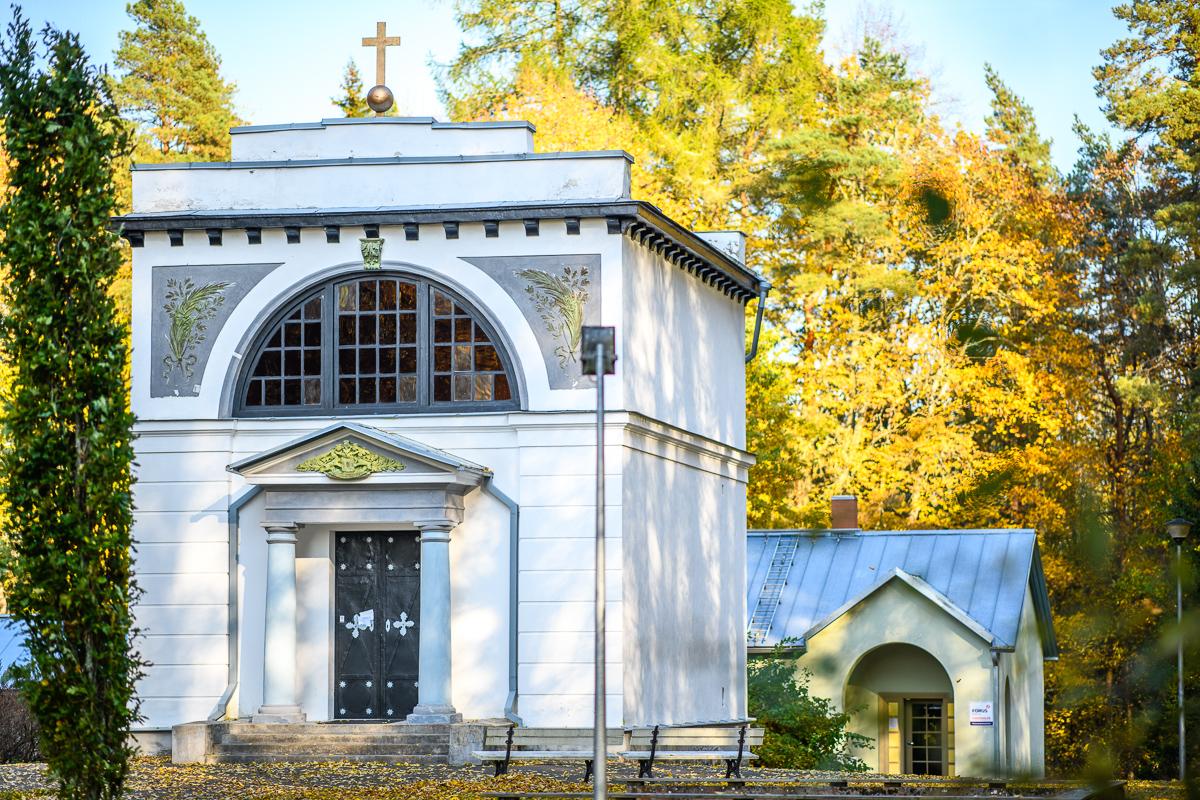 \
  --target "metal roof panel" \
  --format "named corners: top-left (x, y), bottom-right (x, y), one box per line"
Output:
top-left (745, 529), bottom-right (1053, 656)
